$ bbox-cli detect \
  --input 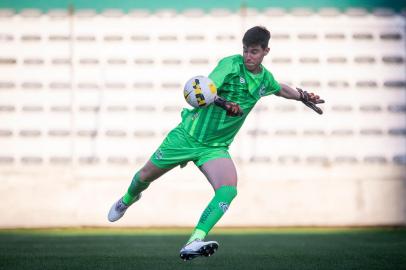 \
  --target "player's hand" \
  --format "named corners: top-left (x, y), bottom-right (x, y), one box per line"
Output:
top-left (297, 88), bottom-right (325, 115)
top-left (225, 102), bottom-right (243, 116)
top-left (214, 96), bottom-right (244, 117)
